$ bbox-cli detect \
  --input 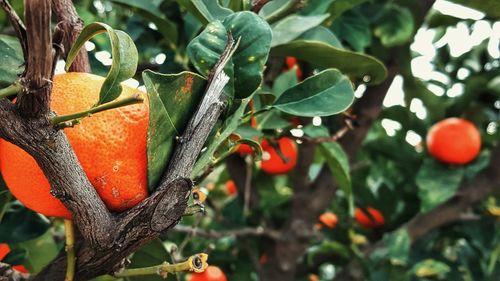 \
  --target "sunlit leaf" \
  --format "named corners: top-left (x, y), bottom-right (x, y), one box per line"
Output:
top-left (273, 69), bottom-right (354, 116)
top-left (143, 70), bottom-right (206, 191)
top-left (66, 22), bottom-right (138, 105)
